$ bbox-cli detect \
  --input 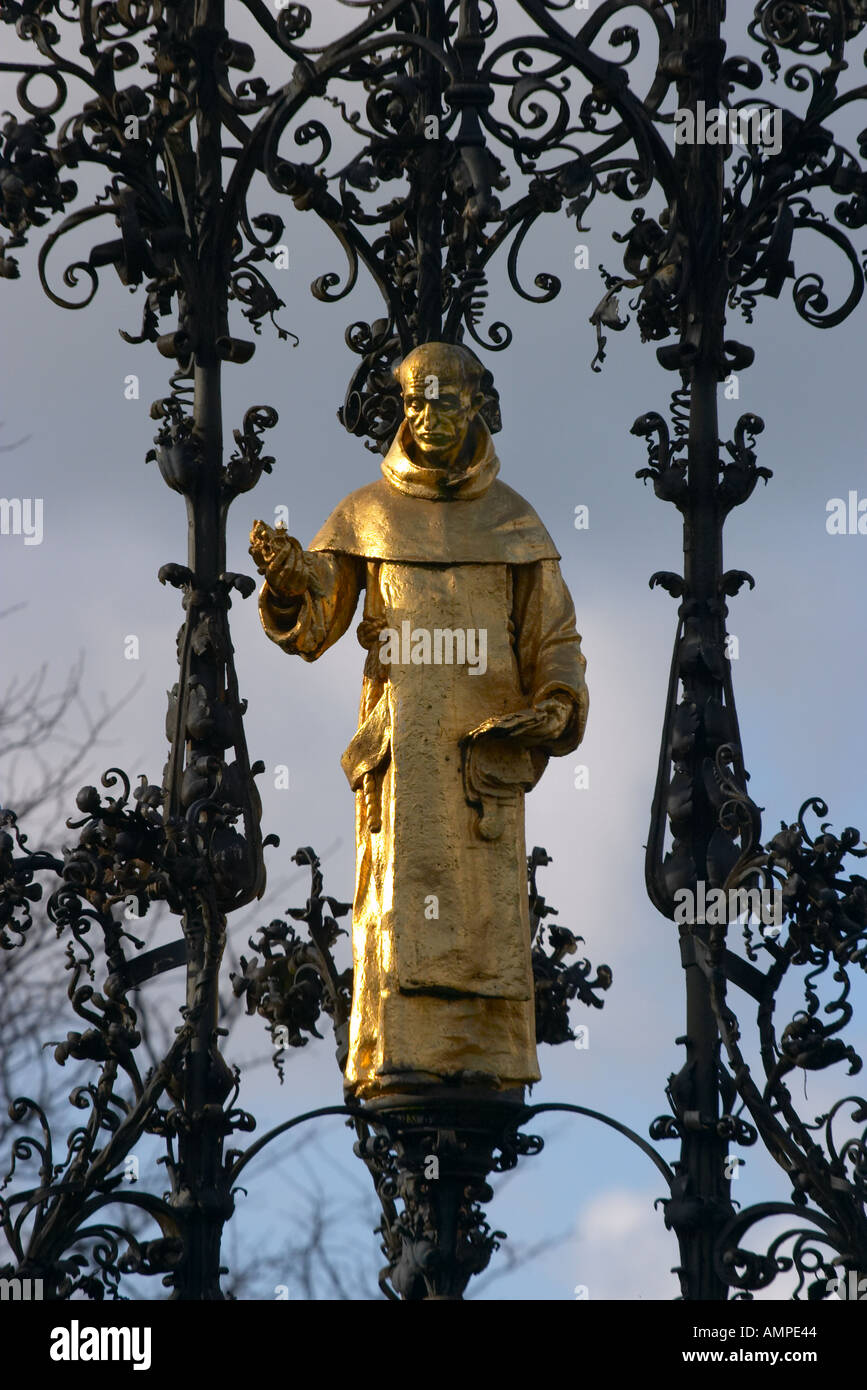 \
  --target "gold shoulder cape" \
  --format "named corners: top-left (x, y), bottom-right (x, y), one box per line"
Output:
top-left (308, 418), bottom-right (560, 565)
